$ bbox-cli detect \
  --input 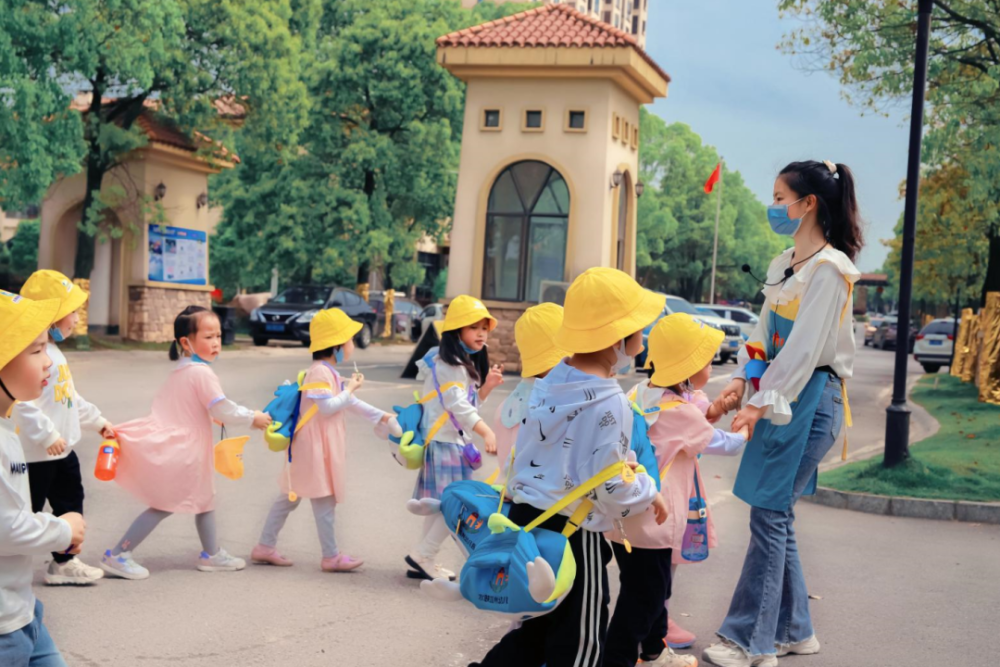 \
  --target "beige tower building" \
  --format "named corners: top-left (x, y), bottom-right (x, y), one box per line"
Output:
top-left (437, 3), bottom-right (668, 367)
top-left (461, 0), bottom-right (649, 47)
